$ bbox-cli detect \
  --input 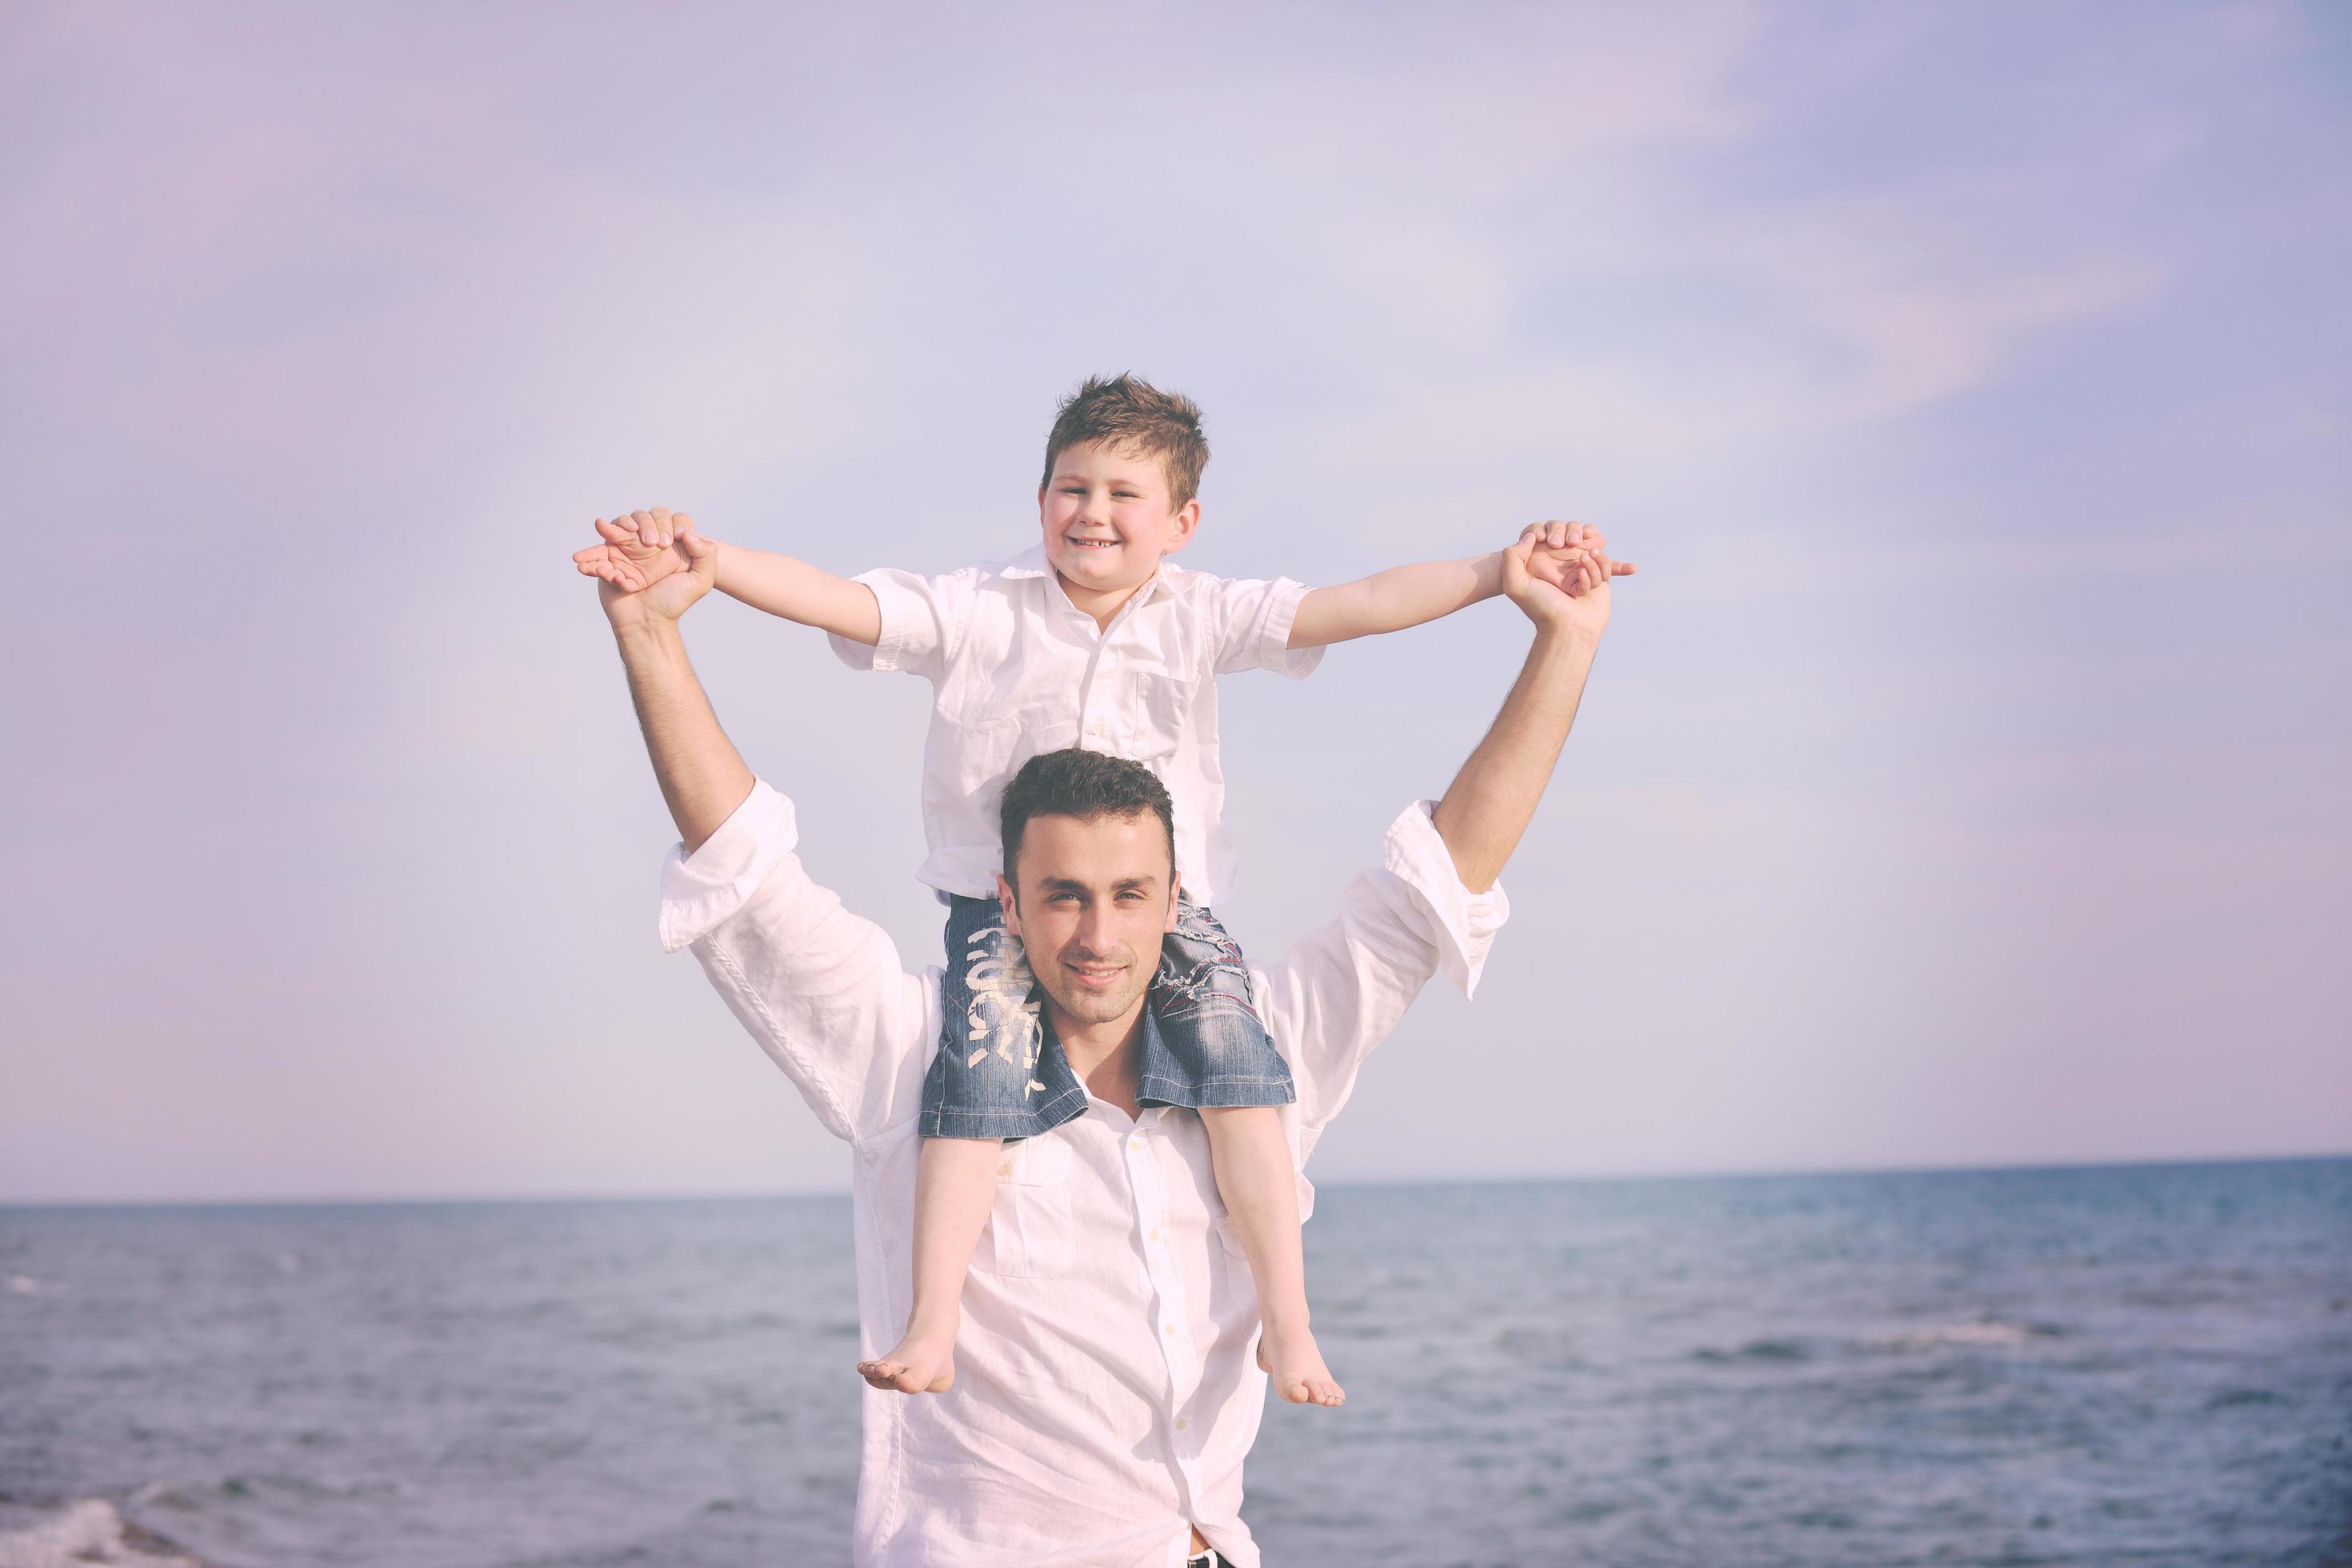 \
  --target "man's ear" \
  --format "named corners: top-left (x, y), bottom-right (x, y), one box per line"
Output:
top-left (1165, 873), bottom-right (1182, 934)
top-left (997, 873), bottom-right (1022, 938)
top-left (1160, 498), bottom-right (1202, 555)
